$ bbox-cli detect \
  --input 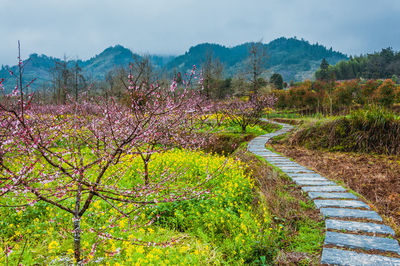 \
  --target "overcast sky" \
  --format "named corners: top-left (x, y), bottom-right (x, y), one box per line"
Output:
top-left (1, 0), bottom-right (400, 66)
